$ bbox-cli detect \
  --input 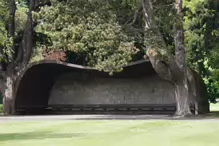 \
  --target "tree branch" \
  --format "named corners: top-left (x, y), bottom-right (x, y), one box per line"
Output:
top-left (154, 4), bottom-right (174, 13)
top-left (0, 72), bottom-right (6, 80)
top-left (15, 0), bottom-right (39, 69)
top-left (142, 0), bottom-right (153, 29)
top-left (7, 0), bottom-right (16, 63)
top-left (142, 0), bottom-right (182, 82)
top-left (174, 0), bottom-right (186, 70)
top-left (7, 0), bottom-right (16, 38)
top-left (126, 6), bottom-right (142, 26)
